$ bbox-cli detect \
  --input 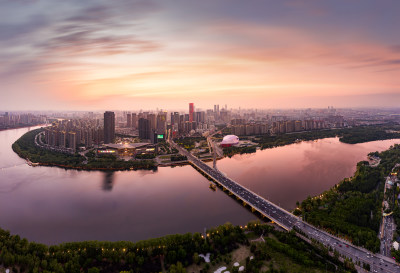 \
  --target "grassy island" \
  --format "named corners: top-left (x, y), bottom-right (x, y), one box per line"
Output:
top-left (0, 221), bottom-right (356, 273)
top-left (12, 129), bottom-right (156, 171)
